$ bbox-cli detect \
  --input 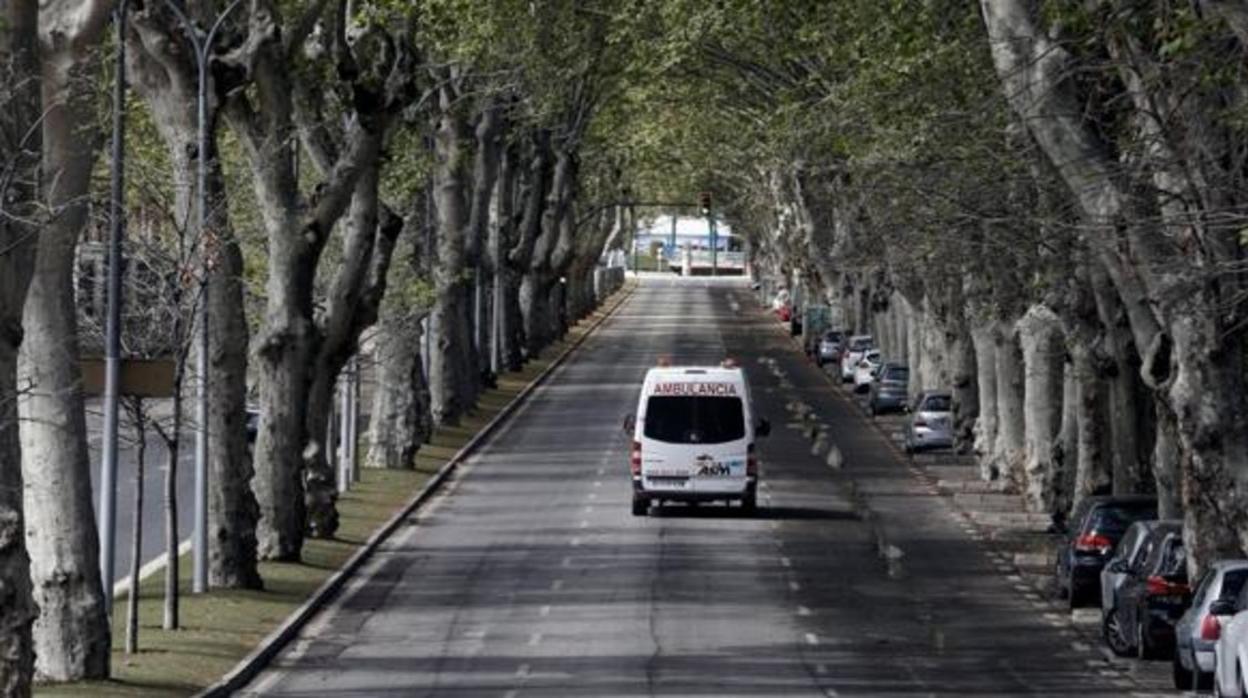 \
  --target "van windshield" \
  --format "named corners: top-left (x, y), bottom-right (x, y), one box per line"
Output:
top-left (644, 396), bottom-right (745, 444)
